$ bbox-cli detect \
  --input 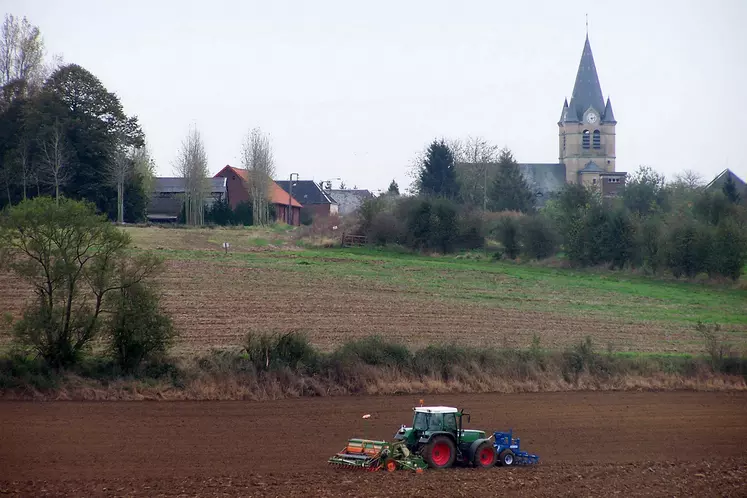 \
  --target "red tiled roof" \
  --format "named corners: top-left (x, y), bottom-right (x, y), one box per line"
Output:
top-left (215, 165), bottom-right (302, 208)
